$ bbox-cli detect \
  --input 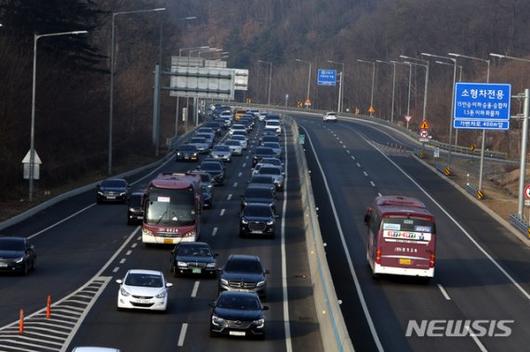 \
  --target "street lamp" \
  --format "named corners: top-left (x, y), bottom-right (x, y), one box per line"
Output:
top-left (357, 59), bottom-right (376, 116)
top-left (375, 60), bottom-right (397, 123)
top-left (434, 60), bottom-right (463, 146)
top-left (108, 7), bottom-right (166, 175)
top-left (490, 53), bottom-right (530, 216)
top-left (28, 30), bottom-right (88, 201)
top-left (328, 60), bottom-right (345, 113)
top-left (448, 52), bottom-right (491, 192)
top-left (400, 55), bottom-right (430, 125)
top-left (390, 60), bottom-right (413, 126)
top-left (295, 58), bottom-right (312, 109)
top-left (258, 60), bottom-right (272, 105)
